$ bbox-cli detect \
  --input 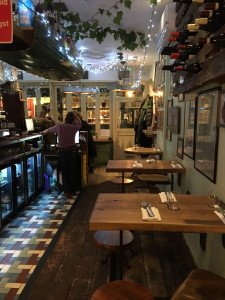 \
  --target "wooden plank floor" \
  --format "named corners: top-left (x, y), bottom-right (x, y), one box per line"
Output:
top-left (19, 167), bottom-right (196, 300)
